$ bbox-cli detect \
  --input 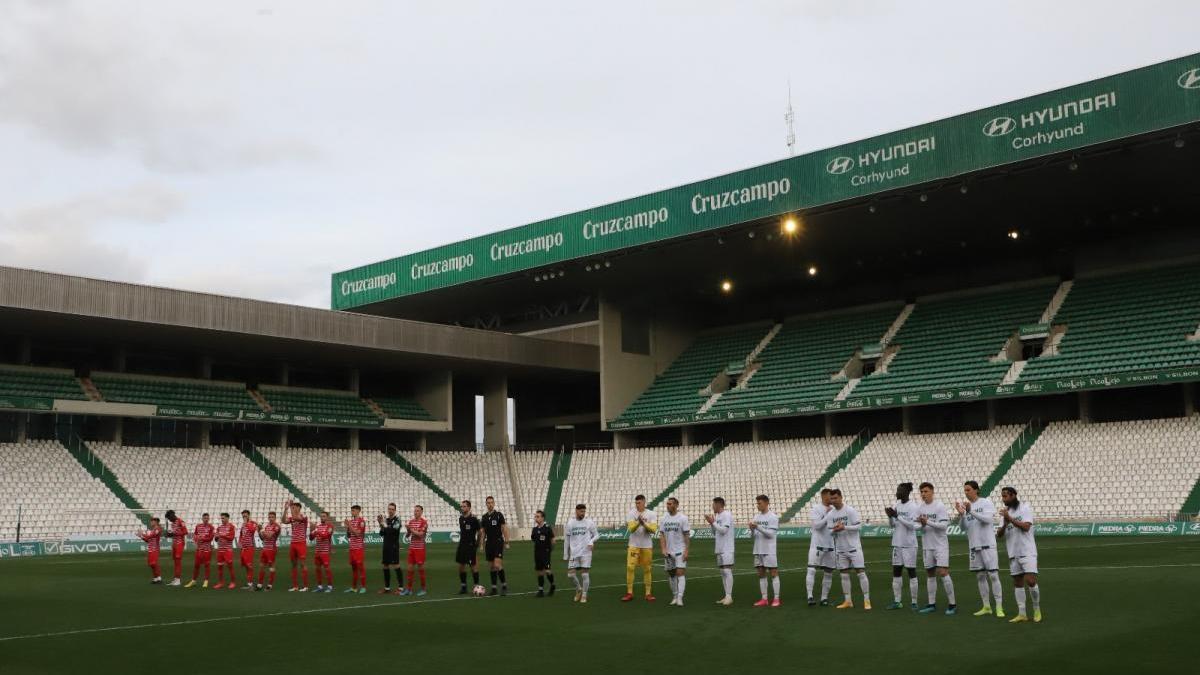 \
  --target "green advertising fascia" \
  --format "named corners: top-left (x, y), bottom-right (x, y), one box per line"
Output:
top-left (608, 366), bottom-right (1200, 429)
top-left (332, 53), bottom-right (1200, 308)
